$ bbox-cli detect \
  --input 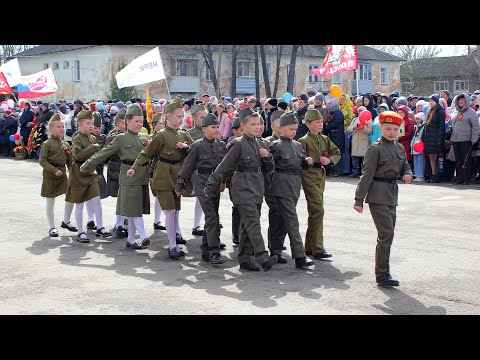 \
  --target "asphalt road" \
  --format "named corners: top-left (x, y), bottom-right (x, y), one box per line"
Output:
top-left (1, 157), bottom-right (479, 314)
